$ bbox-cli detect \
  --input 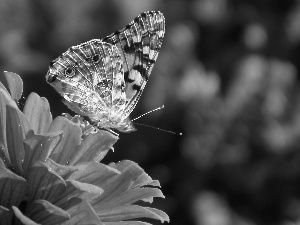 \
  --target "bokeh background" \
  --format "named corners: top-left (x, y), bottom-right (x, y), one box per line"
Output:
top-left (2, 0), bottom-right (300, 224)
